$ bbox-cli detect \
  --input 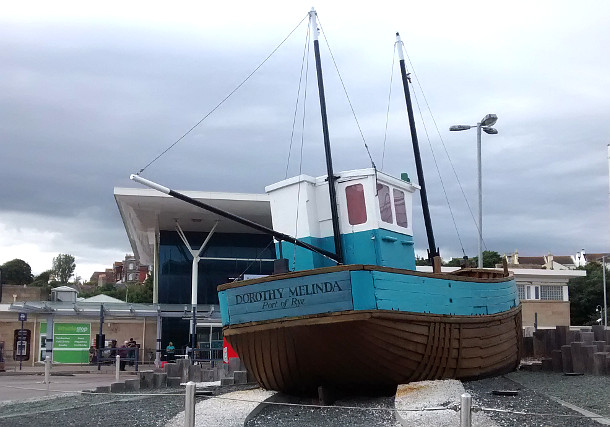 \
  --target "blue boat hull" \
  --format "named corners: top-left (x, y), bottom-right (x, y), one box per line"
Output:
top-left (217, 265), bottom-right (522, 394)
